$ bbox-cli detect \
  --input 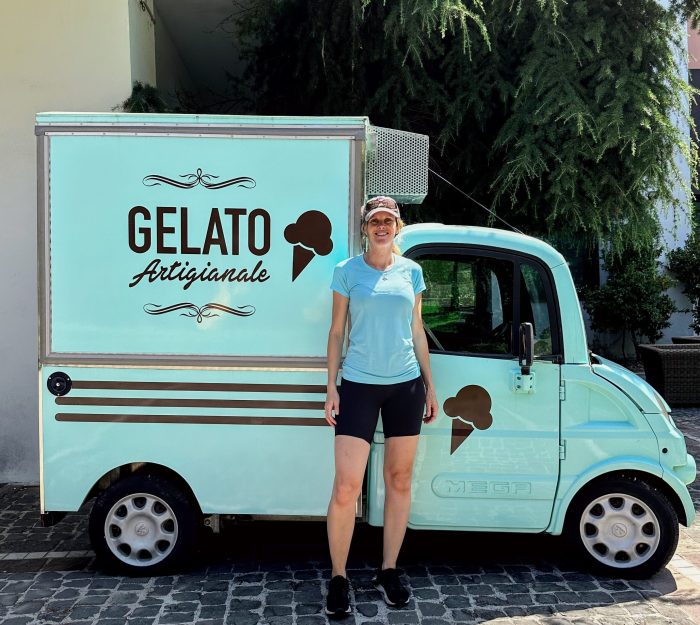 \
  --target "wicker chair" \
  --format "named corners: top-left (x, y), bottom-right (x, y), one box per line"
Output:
top-left (638, 344), bottom-right (700, 406)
